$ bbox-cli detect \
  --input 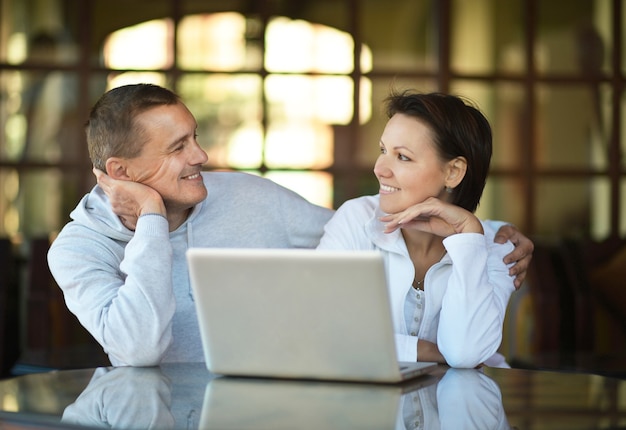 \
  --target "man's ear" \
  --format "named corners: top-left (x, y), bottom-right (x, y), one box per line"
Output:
top-left (445, 156), bottom-right (467, 189)
top-left (105, 157), bottom-right (131, 180)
